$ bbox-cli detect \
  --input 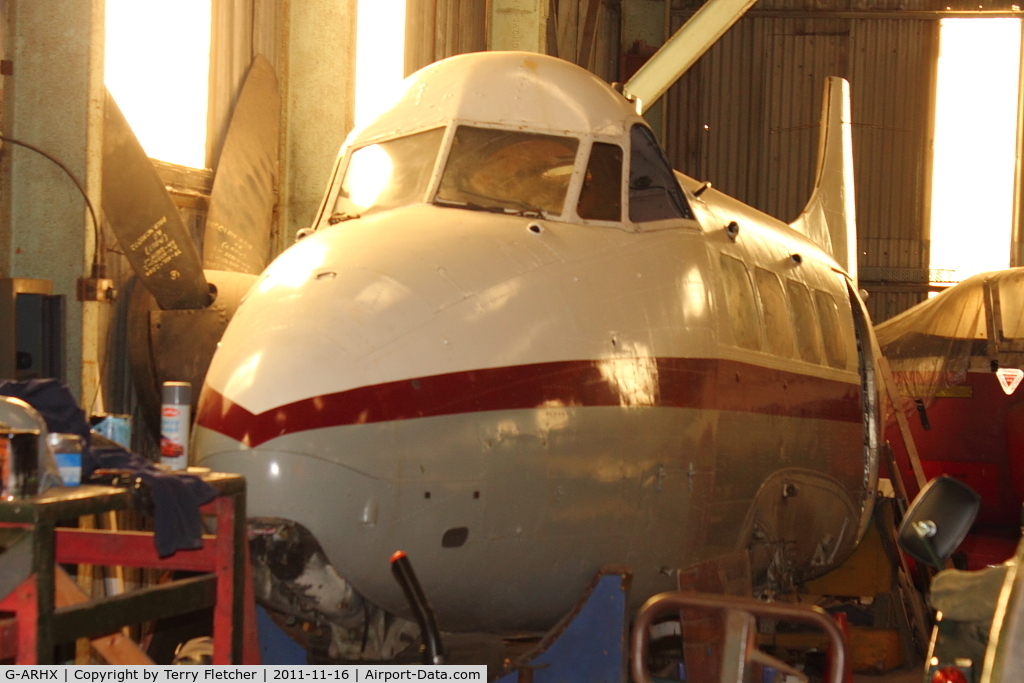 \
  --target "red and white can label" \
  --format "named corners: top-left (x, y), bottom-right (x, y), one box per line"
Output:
top-left (160, 403), bottom-right (190, 470)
